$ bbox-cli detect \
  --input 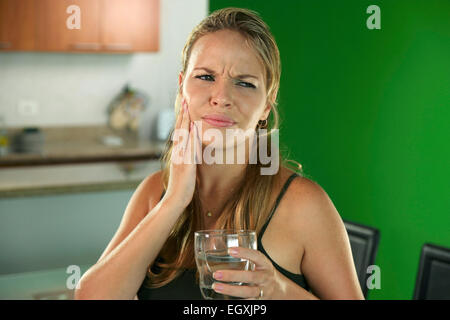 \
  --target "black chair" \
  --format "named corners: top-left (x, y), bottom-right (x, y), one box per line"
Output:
top-left (343, 220), bottom-right (380, 298)
top-left (413, 243), bottom-right (450, 300)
